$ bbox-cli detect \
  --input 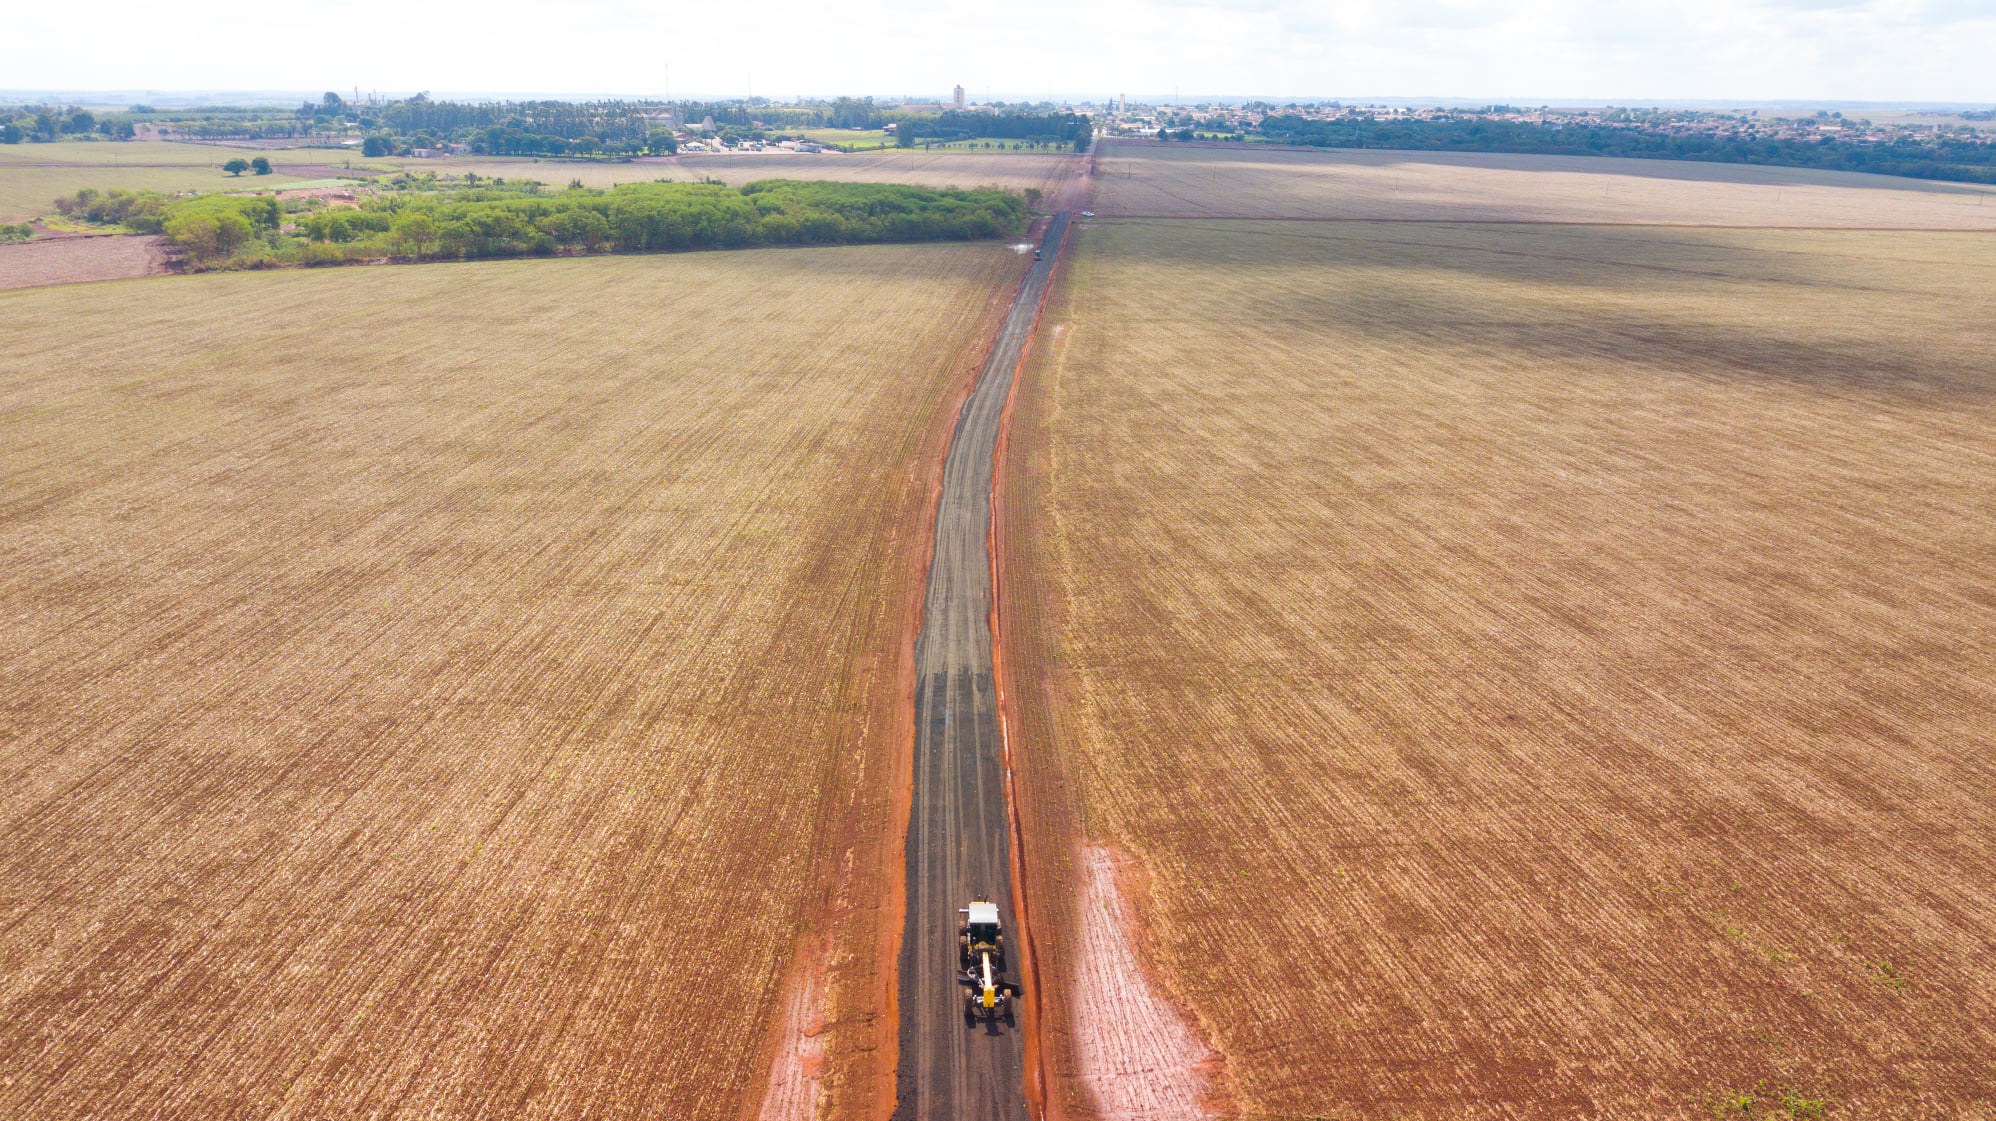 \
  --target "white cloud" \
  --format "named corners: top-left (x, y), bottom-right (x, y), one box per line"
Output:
top-left (5, 0), bottom-right (1992, 102)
